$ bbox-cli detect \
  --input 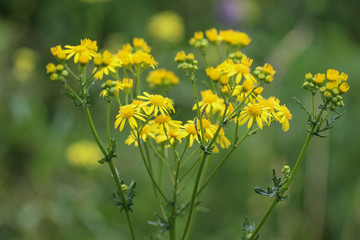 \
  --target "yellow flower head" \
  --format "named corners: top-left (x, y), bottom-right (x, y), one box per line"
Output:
top-left (205, 28), bottom-right (221, 43)
top-left (238, 103), bottom-right (270, 129)
top-left (64, 38), bottom-right (98, 63)
top-left (326, 69), bottom-right (339, 81)
top-left (125, 125), bottom-right (155, 147)
top-left (93, 50), bottom-right (121, 80)
top-left (276, 105), bottom-right (292, 132)
top-left (146, 69), bottom-right (179, 88)
top-left (174, 51), bottom-right (186, 62)
top-left (339, 82), bottom-right (350, 93)
top-left (133, 38), bottom-right (151, 53)
top-left (205, 67), bottom-right (221, 81)
top-left (50, 45), bottom-right (67, 60)
top-left (115, 104), bottom-right (146, 131)
top-left (149, 114), bottom-right (182, 131)
top-left (193, 90), bottom-right (224, 115)
top-left (138, 92), bottom-right (175, 116)
top-left (46, 63), bottom-right (56, 73)
top-left (314, 73), bottom-right (325, 84)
